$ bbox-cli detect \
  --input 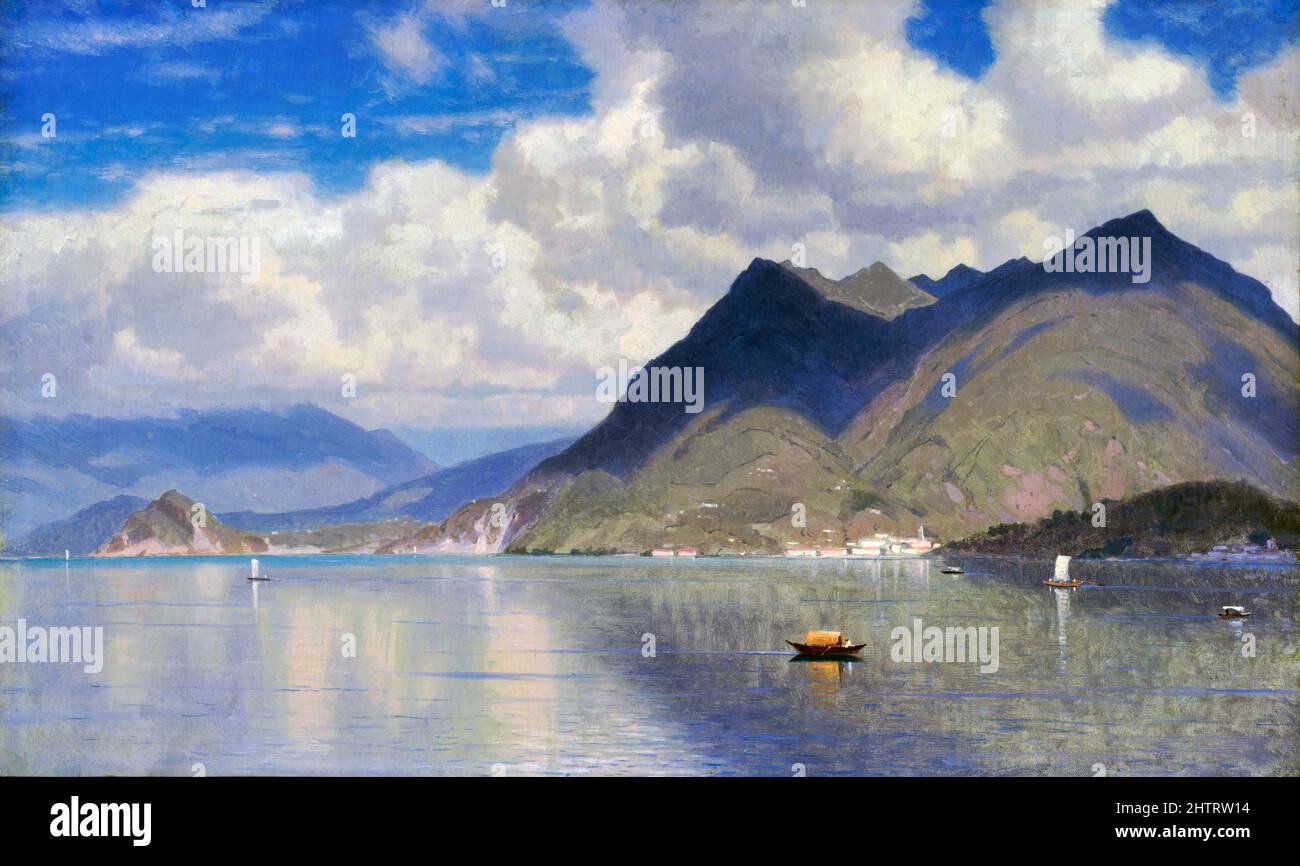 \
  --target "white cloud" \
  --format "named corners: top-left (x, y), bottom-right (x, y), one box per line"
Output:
top-left (14, 2), bottom-right (273, 55)
top-left (369, 13), bottom-right (442, 86)
top-left (2, 0), bottom-right (1296, 430)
